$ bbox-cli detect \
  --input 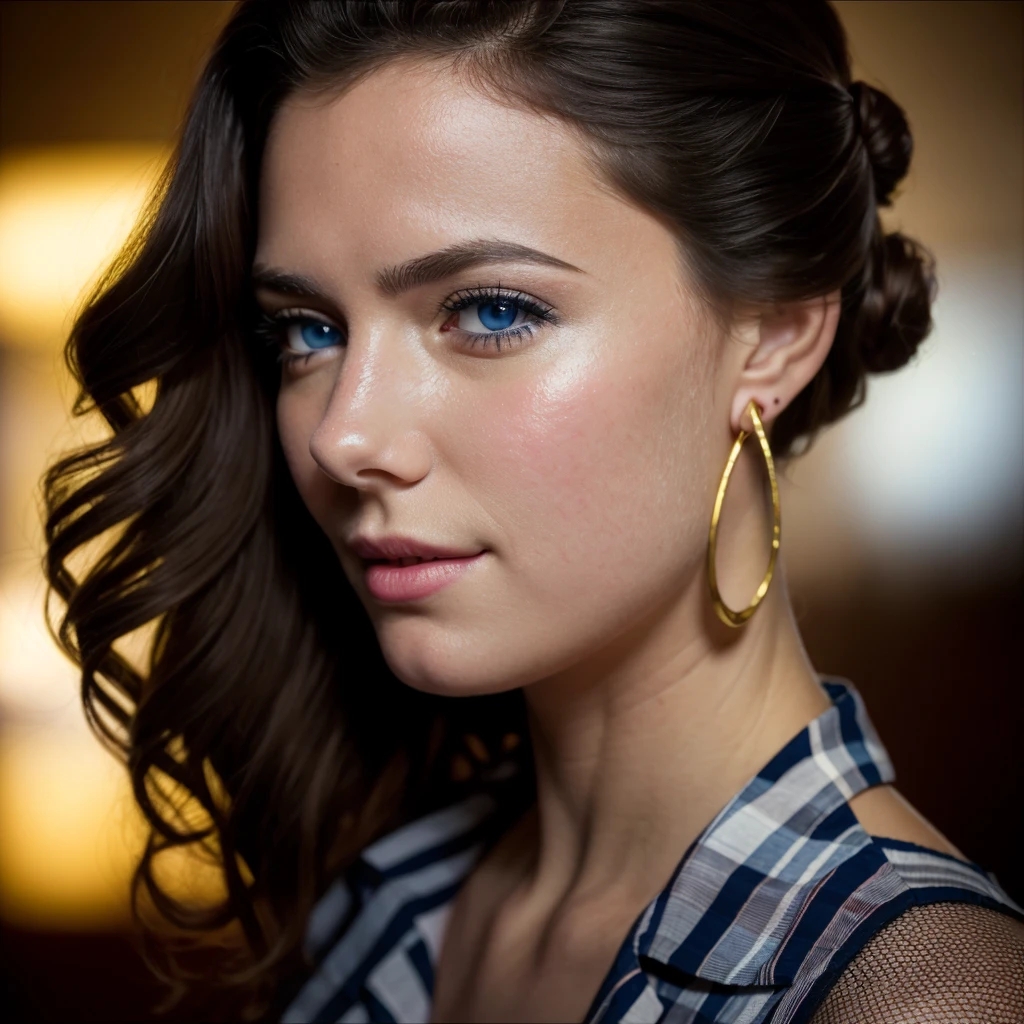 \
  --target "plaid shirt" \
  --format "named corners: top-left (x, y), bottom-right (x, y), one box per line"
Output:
top-left (282, 680), bottom-right (1022, 1023)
